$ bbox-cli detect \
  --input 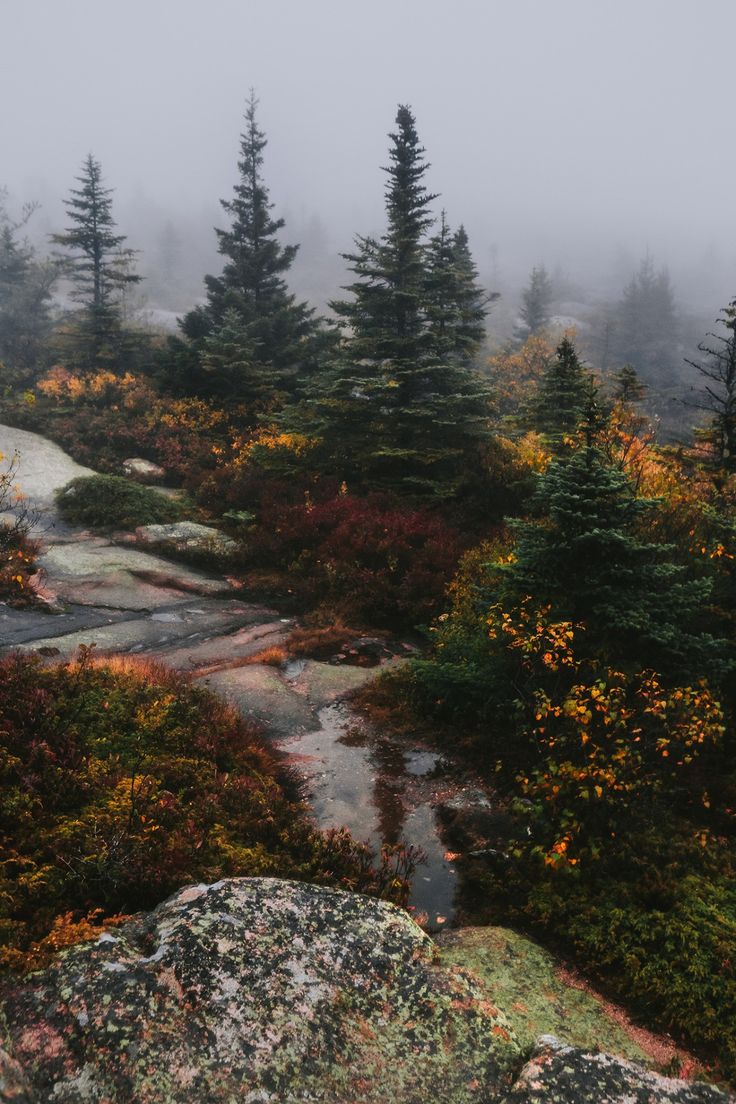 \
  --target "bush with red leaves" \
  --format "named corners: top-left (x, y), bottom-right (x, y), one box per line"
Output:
top-left (240, 494), bottom-right (465, 627)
